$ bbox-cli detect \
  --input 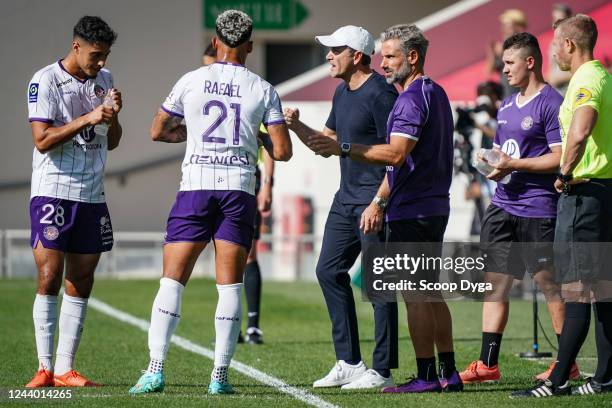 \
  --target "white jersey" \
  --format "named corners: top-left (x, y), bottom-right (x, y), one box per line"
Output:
top-left (162, 62), bottom-right (284, 195)
top-left (27, 61), bottom-right (113, 203)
